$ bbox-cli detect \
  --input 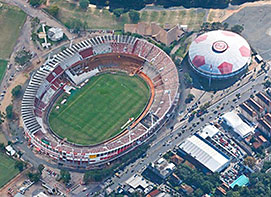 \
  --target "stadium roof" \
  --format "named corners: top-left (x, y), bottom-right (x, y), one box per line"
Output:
top-left (179, 135), bottom-right (230, 173)
top-left (189, 30), bottom-right (251, 76)
top-left (222, 111), bottom-right (254, 138)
